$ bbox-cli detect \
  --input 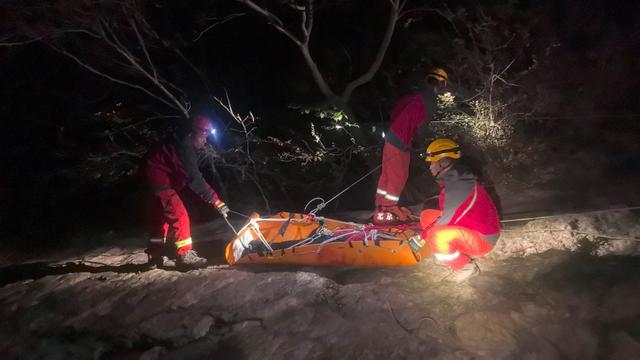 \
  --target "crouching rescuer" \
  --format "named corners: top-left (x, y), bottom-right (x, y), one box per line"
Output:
top-left (412, 139), bottom-right (501, 282)
top-left (141, 115), bottom-right (229, 269)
